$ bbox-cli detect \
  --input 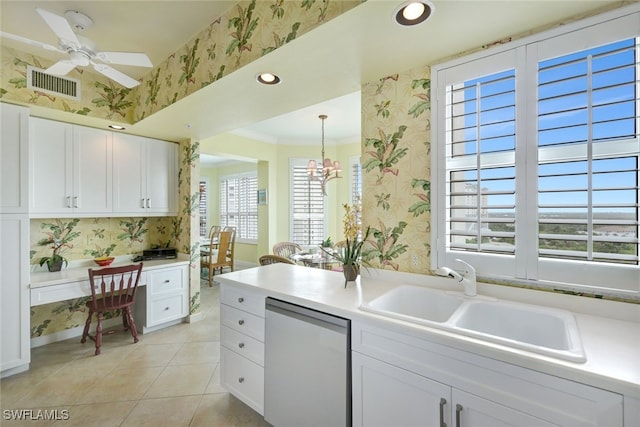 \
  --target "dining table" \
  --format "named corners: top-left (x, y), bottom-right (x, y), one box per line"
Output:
top-left (289, 251), bottom-right (340, 270)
